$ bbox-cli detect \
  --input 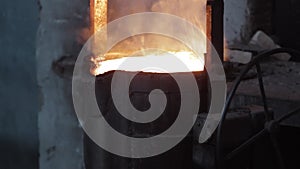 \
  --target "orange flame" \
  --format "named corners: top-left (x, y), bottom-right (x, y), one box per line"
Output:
top-left (90, 0), bottom-right (207, 76)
